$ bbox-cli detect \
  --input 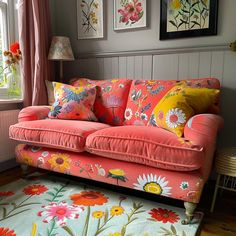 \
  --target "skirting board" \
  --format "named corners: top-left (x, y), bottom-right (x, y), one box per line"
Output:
top-left (0, 158), bottom-right (19, 172)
